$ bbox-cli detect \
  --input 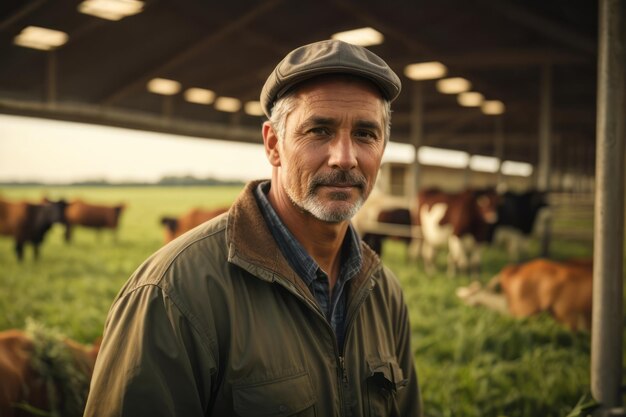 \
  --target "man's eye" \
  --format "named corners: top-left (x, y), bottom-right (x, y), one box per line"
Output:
top-left (354, 130), bottom-right (377, 141)
top-left (309, 127), bottom-right (331, 136)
